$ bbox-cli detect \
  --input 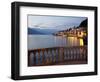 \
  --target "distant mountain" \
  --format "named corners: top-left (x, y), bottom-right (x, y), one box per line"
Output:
top-left (28, 28), bottom-right (44, 35)
top-left (28, 27), bottom-right (58, 35)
